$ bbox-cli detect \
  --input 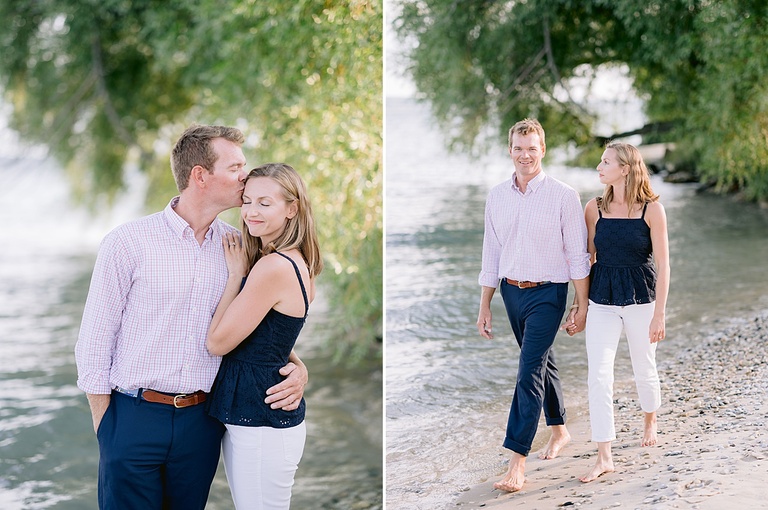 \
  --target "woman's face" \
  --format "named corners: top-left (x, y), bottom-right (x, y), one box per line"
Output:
top-left (596, 148), bottom-right (626, 186)
top-left (241, 176), bottom-right (296, 244)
